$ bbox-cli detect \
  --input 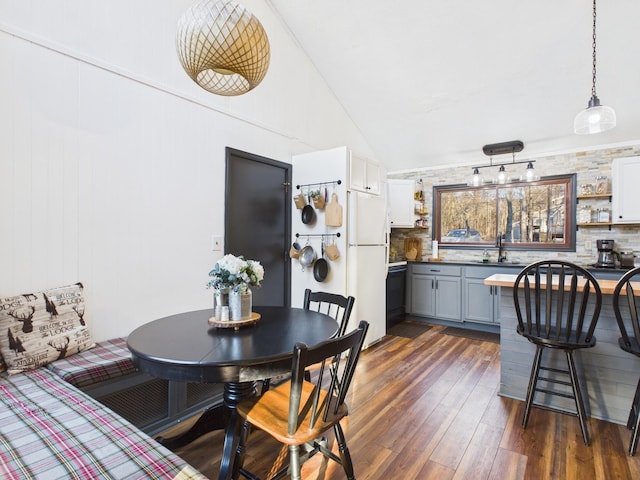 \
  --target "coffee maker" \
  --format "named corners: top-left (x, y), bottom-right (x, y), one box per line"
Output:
top-left (594, 239), bottom-right (616, 268)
